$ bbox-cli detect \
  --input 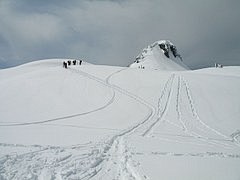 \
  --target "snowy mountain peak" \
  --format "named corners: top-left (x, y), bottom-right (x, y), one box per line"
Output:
top-left (130, 40), bottom-right (189, 71)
